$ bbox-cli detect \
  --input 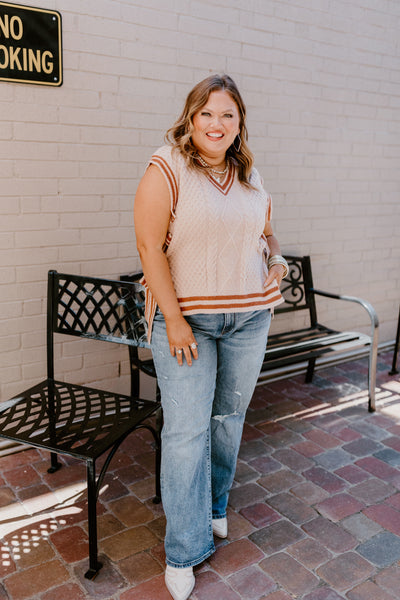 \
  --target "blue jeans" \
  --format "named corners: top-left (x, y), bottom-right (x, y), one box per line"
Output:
top-left (151, 309), bottom-right (271, 568)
